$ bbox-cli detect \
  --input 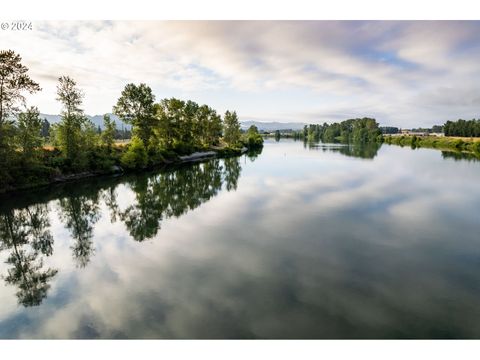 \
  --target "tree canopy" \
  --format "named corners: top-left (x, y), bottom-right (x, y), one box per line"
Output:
top-left (223, 110), bottom-right (241, 146)
top-left (113, 83), bottom-right (156, 146)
